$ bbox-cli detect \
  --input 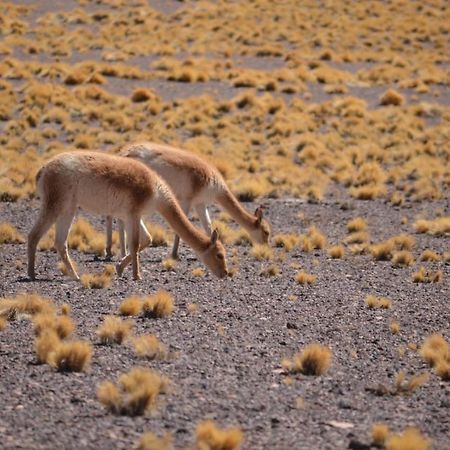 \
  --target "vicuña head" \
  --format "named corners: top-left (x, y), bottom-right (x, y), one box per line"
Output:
top-left (27, 151), bottom-right (228, 281)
